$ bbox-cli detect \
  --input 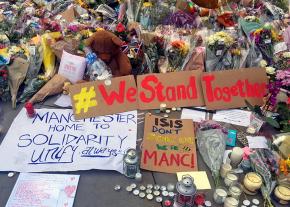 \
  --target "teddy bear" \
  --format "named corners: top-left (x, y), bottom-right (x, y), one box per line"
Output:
top-left (84, 30), bottom-right (132, 77)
